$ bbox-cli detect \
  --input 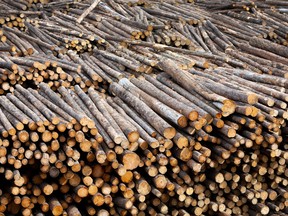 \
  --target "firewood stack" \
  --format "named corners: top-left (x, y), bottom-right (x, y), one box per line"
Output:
top-left (0, 0), bottom-right (287, 215)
